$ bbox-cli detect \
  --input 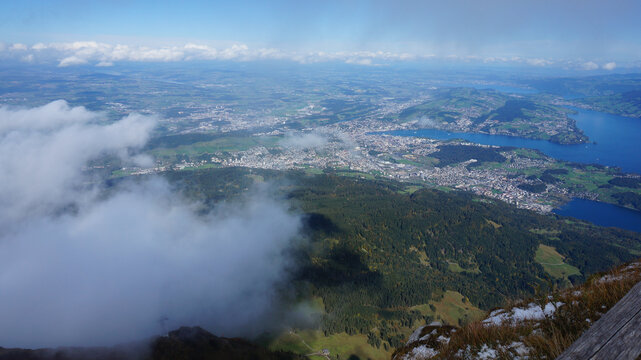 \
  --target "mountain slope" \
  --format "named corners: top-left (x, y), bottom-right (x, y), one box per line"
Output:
top-left (162, 167), bottom-right (641, 357)
top-left (394, 259), bottom-right (641, 359)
